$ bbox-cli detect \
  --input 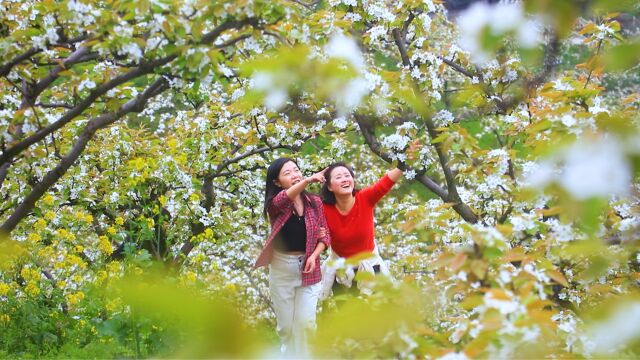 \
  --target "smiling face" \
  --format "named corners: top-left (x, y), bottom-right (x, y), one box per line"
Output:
top-left (274, 161), bottom-right (303, 189)
top-left (327, 166), bottom-right (355, 196)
